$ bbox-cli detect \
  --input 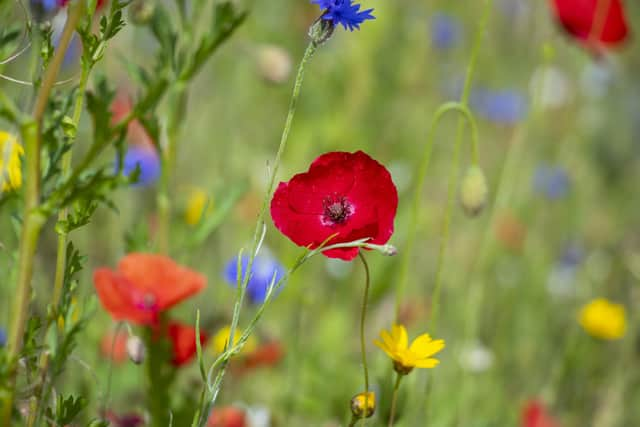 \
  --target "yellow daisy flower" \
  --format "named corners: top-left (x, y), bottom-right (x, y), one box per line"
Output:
top-left (0, 131), bottom-right (24, 193)
top-left (185, 187), bottom-right (213, 226)
top-left (579, 298), bottom-right (626, 340)
top-left (210, 325), bottom-right (257, 356)
top-left (374, 324), bottom-right (445, 375)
